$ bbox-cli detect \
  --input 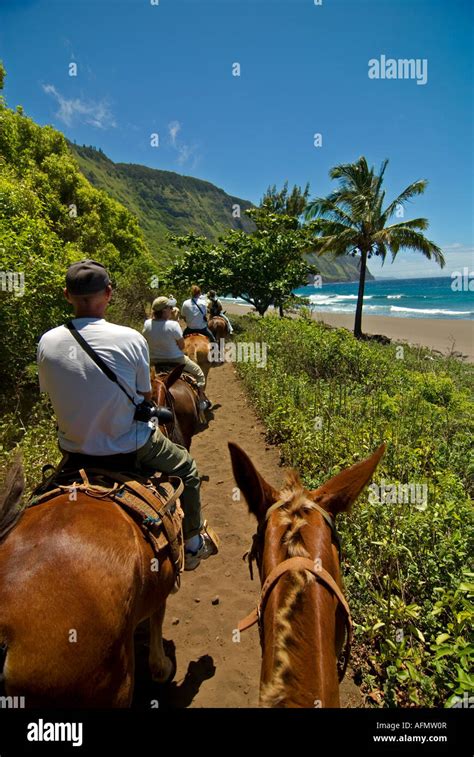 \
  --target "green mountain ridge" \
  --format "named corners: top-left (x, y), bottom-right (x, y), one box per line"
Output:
top-left (70, 144), bottom-right (255, 265)
top-left (69, 143), bottom-right (372, 282)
